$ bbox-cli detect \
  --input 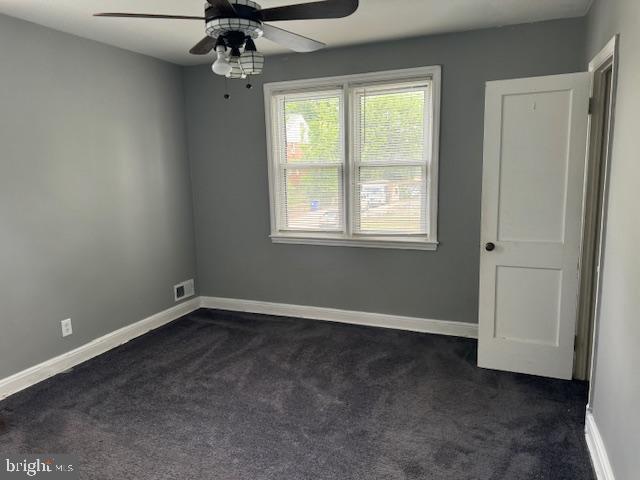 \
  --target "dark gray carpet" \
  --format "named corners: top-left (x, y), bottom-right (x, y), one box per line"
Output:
top-left (0, 309), bottom-right (594, 479)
